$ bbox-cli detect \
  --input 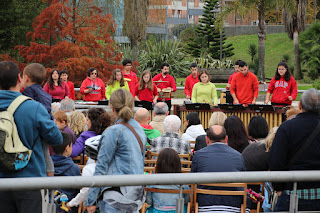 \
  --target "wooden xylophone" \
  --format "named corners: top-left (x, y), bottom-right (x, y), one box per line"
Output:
top-left (174, 105), bottom-right (286, 131)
